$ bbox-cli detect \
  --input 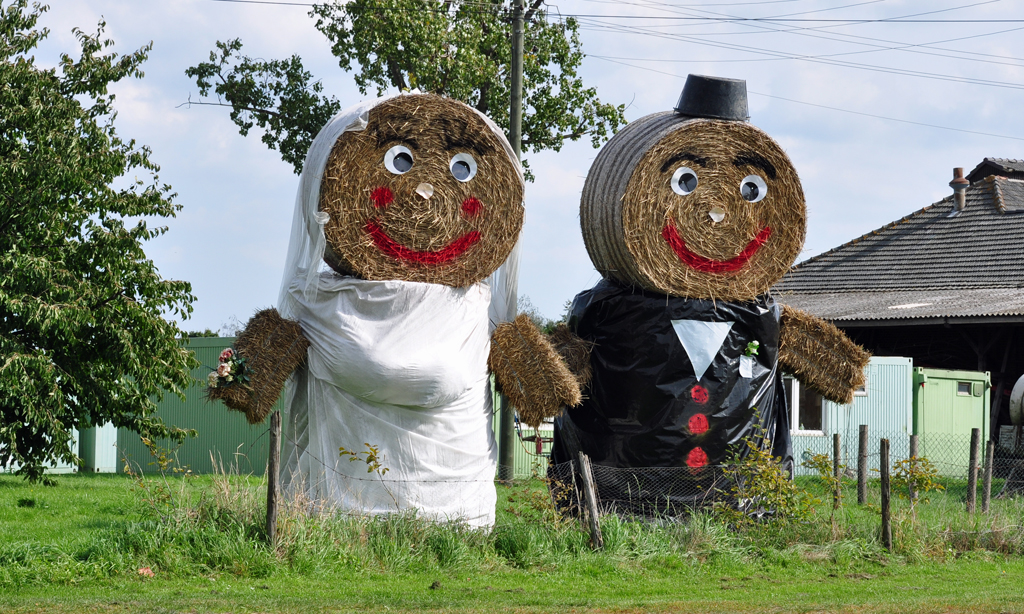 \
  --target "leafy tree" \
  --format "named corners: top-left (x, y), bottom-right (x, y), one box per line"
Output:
top-left (516, 295), bottom-right (550, 331)
top-left (186, 0), bottom-right (626, 177)
top-left (0, 1), bottom-right (197, 482)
